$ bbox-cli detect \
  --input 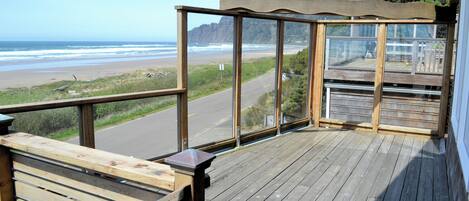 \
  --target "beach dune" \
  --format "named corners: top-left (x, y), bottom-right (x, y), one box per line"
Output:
top-left (0, 51), bottom-right (283, 90)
